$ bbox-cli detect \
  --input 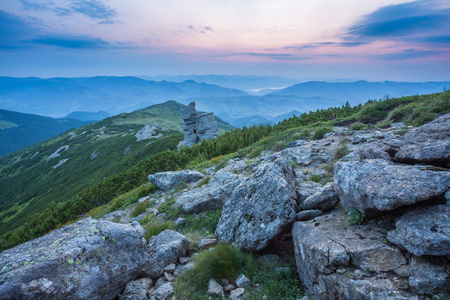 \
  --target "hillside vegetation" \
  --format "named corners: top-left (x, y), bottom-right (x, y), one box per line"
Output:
top-left (0, 101), bottom-right (232, 243)
top-left (1, 91), bottom-right (449, 251)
